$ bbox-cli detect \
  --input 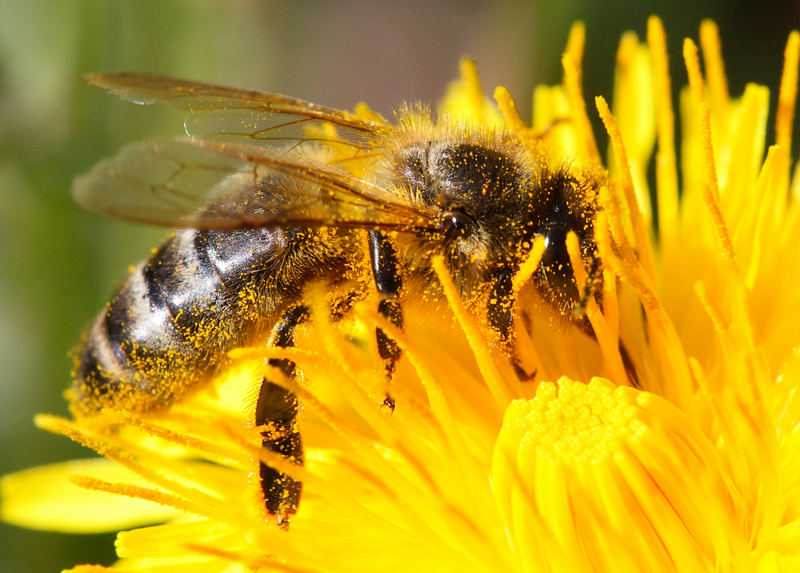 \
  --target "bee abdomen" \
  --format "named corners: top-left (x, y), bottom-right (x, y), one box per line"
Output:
top-left (71, 226), bottom-right (296, 416)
